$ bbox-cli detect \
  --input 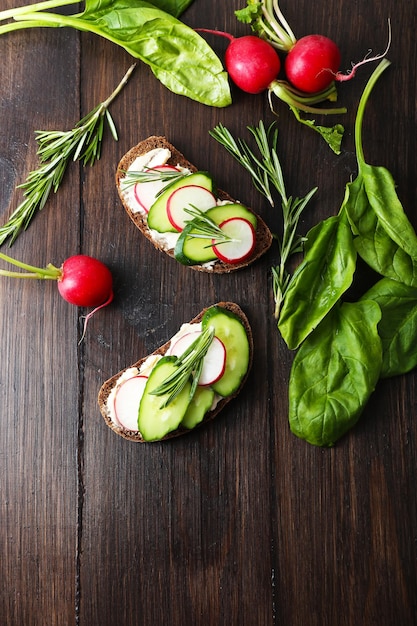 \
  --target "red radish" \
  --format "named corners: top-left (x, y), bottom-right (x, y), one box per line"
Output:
top-left (198, 22), bottom-right (390, 100)
top-left (0, 252), bottom-right (114, 340)
top-left (114, 375), bottom-right (148, 431)
top-left (285, 35), bottom-right (341, 93)
top-left (197, 29), bottom-right (281, 94)
top-left (133, 164), bottom-right (179, 213)
top-left (212, 217), bottom-right (256, 265)
top-left (57, 255), bottom-right (113, 307)
top-left (225, 35), bottom-right (281, 94)
top-left (166, 184), bottom-right (217, 231)
top-left (169, 331), bottom-right (226, 386)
